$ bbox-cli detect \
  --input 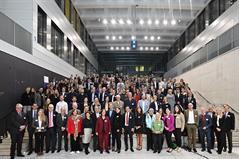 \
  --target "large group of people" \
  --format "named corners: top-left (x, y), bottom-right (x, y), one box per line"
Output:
top-left (9, 74), bottom-right (235, 159)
